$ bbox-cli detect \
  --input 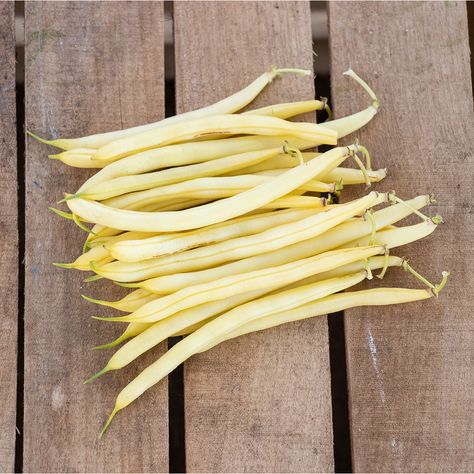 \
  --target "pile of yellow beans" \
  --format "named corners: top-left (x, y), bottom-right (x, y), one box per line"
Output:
top-left (32, 67), bottom-right (448, 435)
